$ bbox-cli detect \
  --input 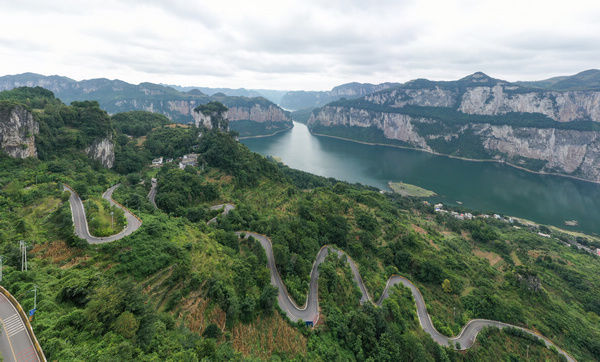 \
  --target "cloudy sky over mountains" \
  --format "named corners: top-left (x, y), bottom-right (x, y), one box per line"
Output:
top-left (1, 0), bottom-right (599, 90)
